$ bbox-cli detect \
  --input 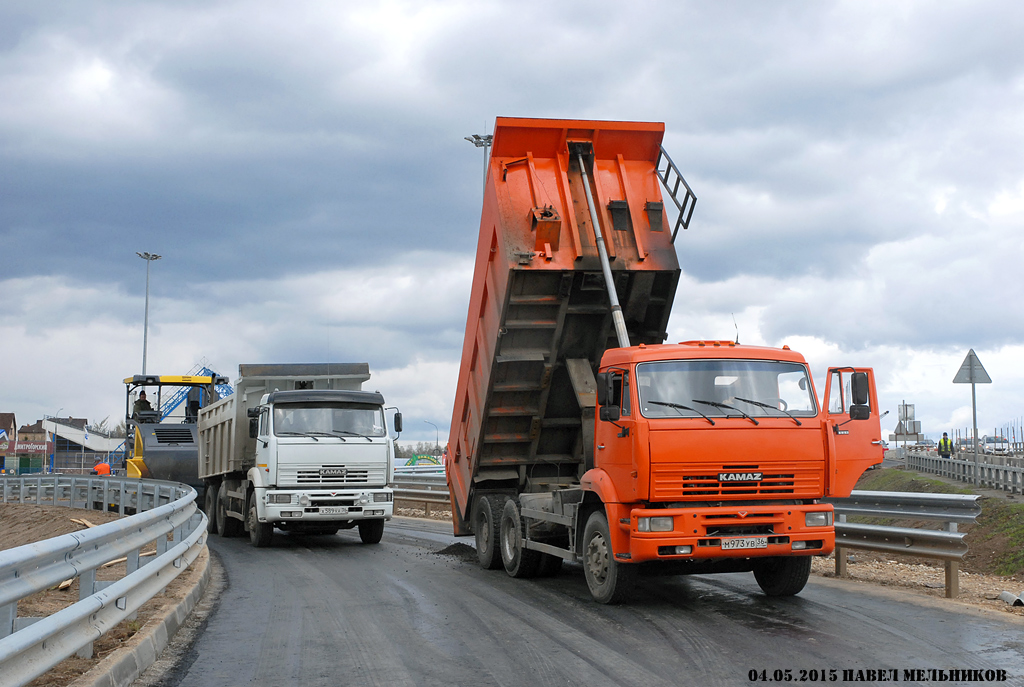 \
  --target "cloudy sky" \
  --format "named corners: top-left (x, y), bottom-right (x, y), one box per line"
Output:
top-left (2, 0), bottom-right (1022, 447)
